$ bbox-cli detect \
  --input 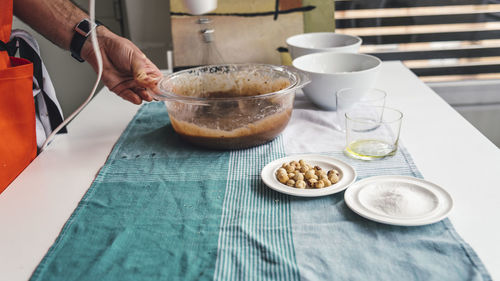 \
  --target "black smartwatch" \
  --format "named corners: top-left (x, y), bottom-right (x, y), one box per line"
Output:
top-left (70, 19), bottom-right (101, 62)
